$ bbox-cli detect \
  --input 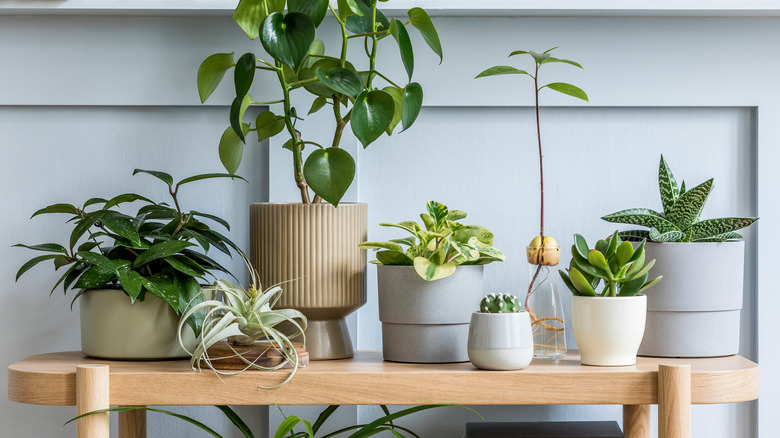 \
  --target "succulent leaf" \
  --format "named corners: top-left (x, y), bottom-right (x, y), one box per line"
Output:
top-left (628, 259), bottom-right (655, 281)
top-left (625, 248), bottom-right (646, 277)
top-left (619, 273), bottom-right (647, 297)
top-left (574, 234), bottom-right (589, 260)
top-left (689, 217), bottom-right (758, 241)
top-left (602, 208), bottom-right (679, 233)
top-left (639, 275), bottom-right (663, 292)
top-left (649, 227), bottom-right (686, 242)
top-left (595, 239), bottom-right (608, 254)
top-left (666, 178), bottom-right (712, 230)
top-left (658, 155), bottom-right (680, 216)
top-left (559, 270), bottom-right (579, 296)
top-left (571, 246), bottom-right (608, 280)
top-left (605, 230), bottom-right (621, 259)
top-left (587, 250), bottom-right (611, 276)
top-left (616, 241), bottom-right (634, 266)
top-left (569, 267), bottom-right (597, 296)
